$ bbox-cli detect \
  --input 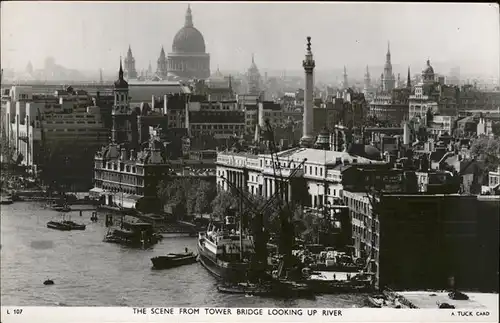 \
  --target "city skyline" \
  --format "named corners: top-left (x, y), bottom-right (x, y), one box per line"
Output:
top-left (1, 2), bottom-right (499, 77)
